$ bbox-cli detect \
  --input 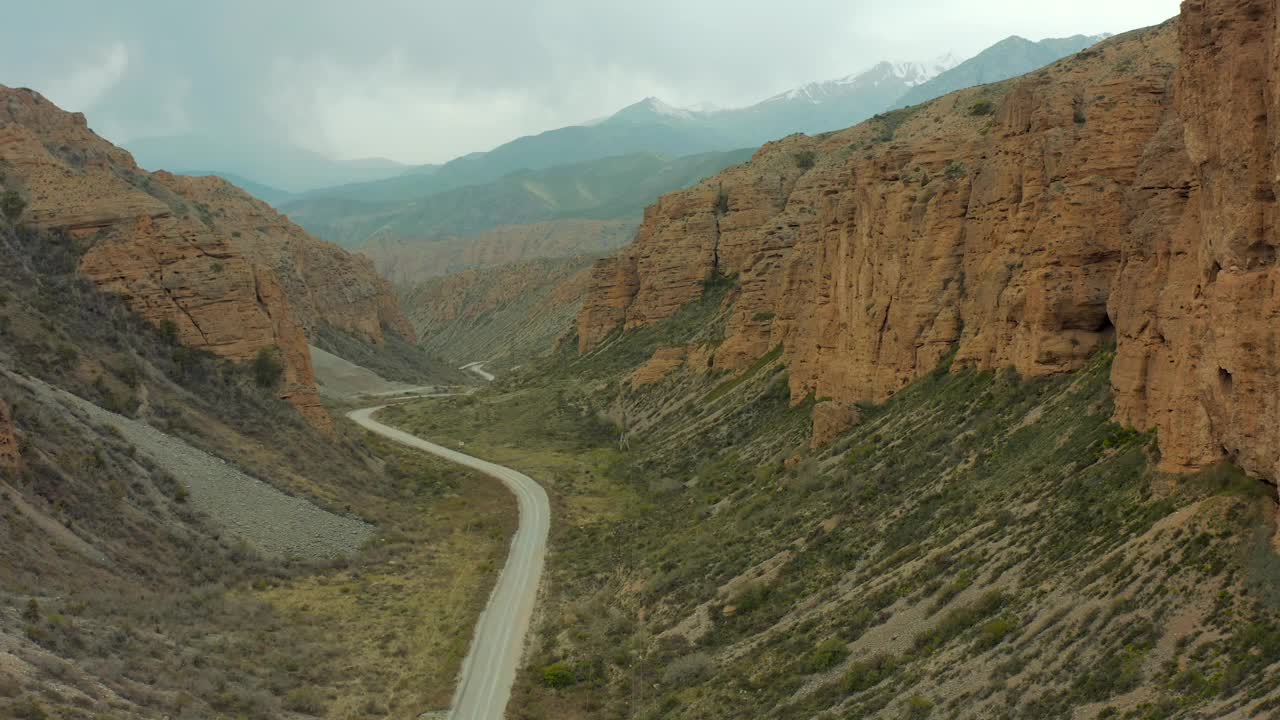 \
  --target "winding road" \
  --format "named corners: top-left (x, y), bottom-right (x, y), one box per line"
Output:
top-left (460, 361), bottom-right (496, 382)
top-left (346, 405), bottom-right (549, 720)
